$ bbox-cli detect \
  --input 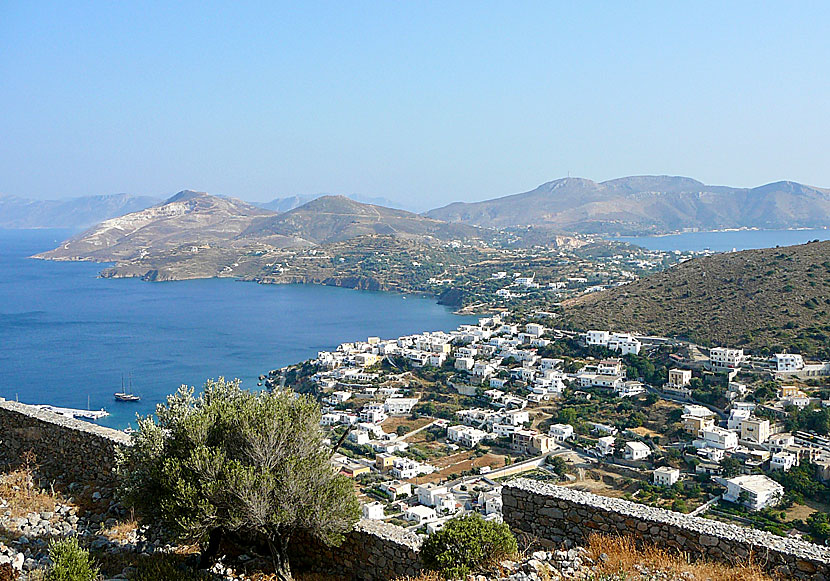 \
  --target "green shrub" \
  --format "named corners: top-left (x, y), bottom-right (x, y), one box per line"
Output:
top-left (421, 513), bottom-right (517, 579)
top-left (44, 538), bottom-right (99, 581)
